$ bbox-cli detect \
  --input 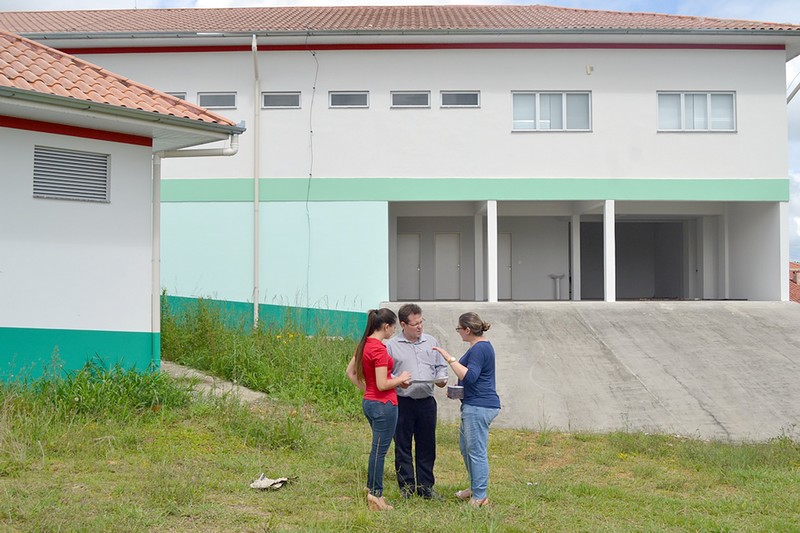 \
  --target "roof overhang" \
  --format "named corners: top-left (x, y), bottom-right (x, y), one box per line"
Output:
top-left (23, 28), bottom-right (800, 62)
top-left (0, 86), bottom-right (244, 151)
